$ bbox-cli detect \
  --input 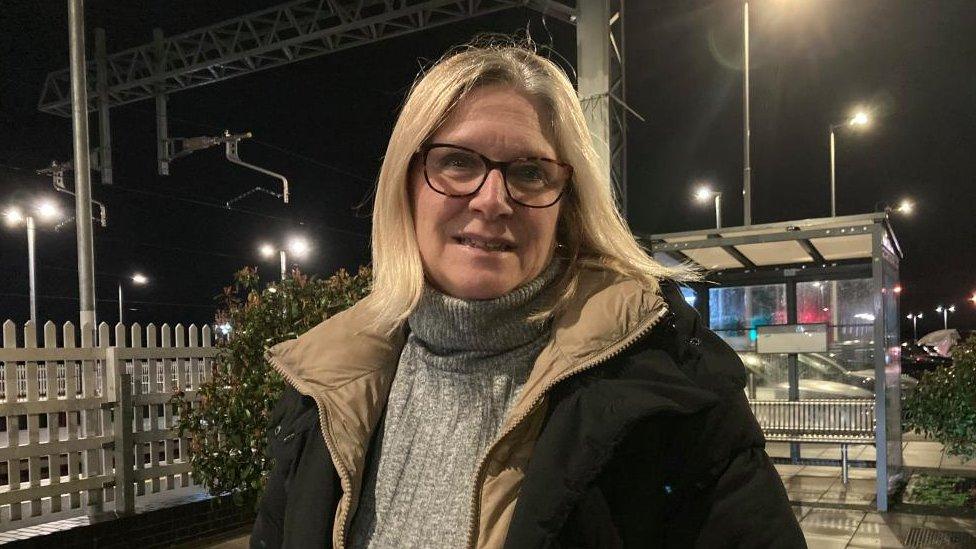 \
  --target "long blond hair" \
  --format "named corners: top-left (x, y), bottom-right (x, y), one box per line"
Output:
top-left (363, 40), bottom-right (694, 332)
